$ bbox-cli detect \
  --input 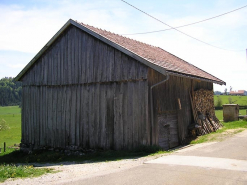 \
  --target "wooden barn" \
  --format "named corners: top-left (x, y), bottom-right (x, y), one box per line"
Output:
top-left (15, 19), bottom-right (225, 151)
